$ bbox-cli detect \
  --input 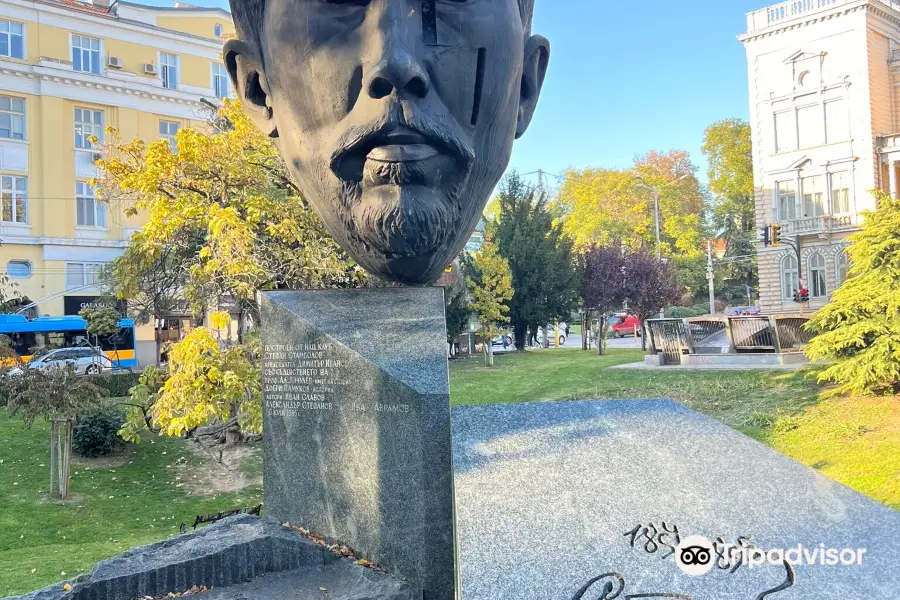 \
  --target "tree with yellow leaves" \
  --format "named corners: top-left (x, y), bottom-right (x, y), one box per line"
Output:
top-left (558, 150), bottom-right (708, 256)
top-left (119, 312), bottom-right (261, 445)
top-left (465, 236), bottom-right (514, 367)
top-left (95, 100), bottom-right (362, 335)
top-left (95, 101), bottom-right (362, 443)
